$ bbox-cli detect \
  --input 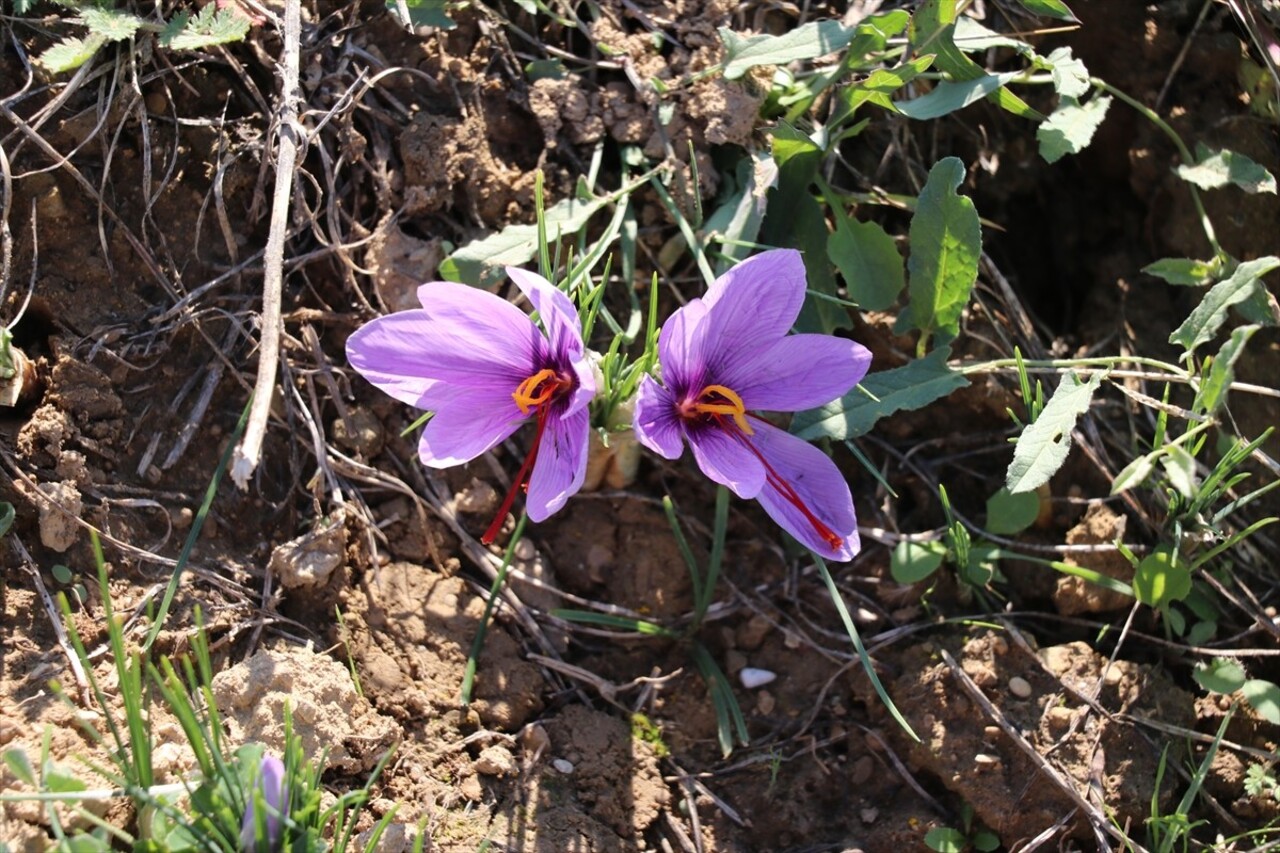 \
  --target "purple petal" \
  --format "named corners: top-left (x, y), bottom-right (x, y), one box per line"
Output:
top-left (700, 249), bottom-right (807, 377)
top-left (241, 754), bottom-right (286, 853)
top-left (633, 377), bottom-right (686, 460)
top-left (347, 281), bottom-right (546, 407)
top-left (657, 298), bottom-right (709, 394)
top-left (687, 425), bottom-right (766, 499)
top-left (525, 406), bottom-right (589, 521)
top-left (746, 419), bottom-right (859, 561)
top-left (417, 391), bottom-right (524, 467)
top-left (721, 335), bottom-right (872, 413)
top-left (506, 267), bottom-right (584, 361)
